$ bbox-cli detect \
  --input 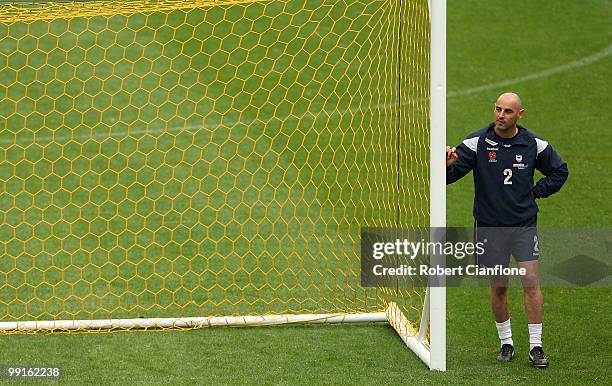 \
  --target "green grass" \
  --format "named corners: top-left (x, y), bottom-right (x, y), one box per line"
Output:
top-left (3, 287), bottom-right (610, 384)
top-left (1, 0), bottom-right (611, 384)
